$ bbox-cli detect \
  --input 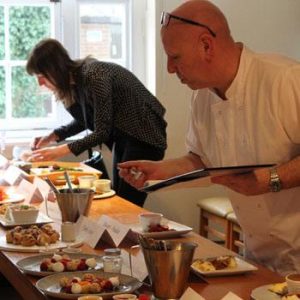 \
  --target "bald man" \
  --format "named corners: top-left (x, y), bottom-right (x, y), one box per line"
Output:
top-left (119, 0), bottom-right (300, 275)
